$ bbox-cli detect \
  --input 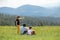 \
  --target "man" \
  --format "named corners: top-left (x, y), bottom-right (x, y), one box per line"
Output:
top-left (15, 16), bottom-right (23, 34)
top-left (20, 24), bottom-right (28, 34)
